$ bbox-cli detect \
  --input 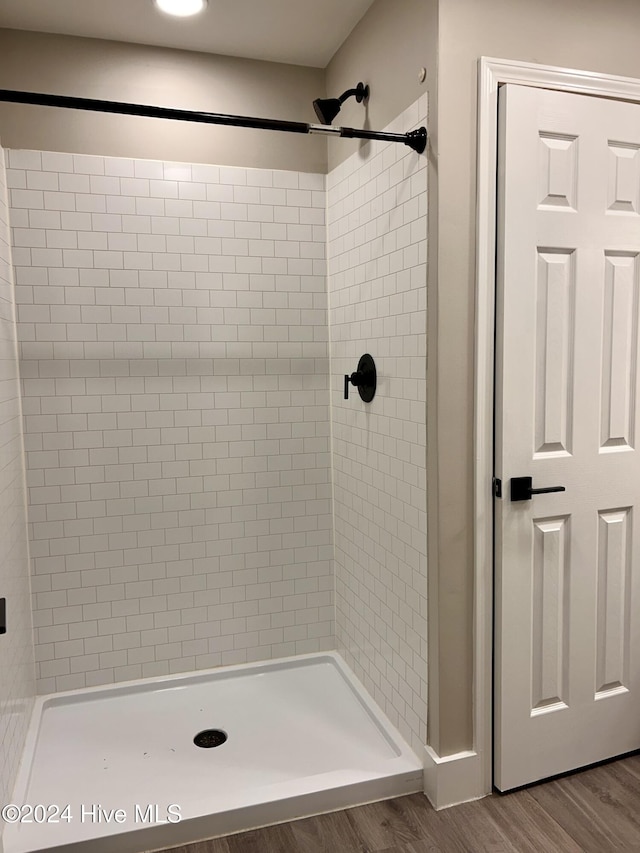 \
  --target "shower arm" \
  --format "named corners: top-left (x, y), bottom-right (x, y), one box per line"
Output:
top-left (0, 89), bottom-right (427, 154)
